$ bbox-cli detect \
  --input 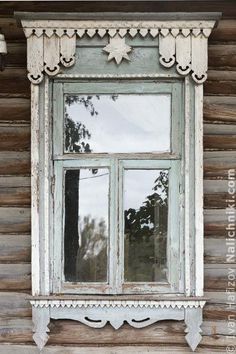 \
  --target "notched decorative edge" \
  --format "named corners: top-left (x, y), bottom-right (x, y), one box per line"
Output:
top-left (16, 16), bottom-right (219, 85)
top-left (30, 299), bottom-right (206, 309)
